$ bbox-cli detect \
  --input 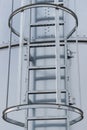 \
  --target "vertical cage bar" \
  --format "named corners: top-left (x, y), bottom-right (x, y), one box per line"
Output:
top-left (55, 0), bottom-right (61, 104)
top-left (17, 0), bottom-right (26, 105)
